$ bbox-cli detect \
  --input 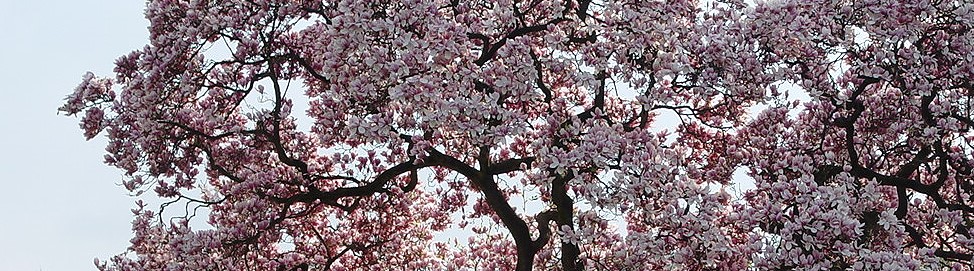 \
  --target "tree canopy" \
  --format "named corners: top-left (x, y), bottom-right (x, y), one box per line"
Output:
top-left (62, 0), bottom-right (974, 270)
